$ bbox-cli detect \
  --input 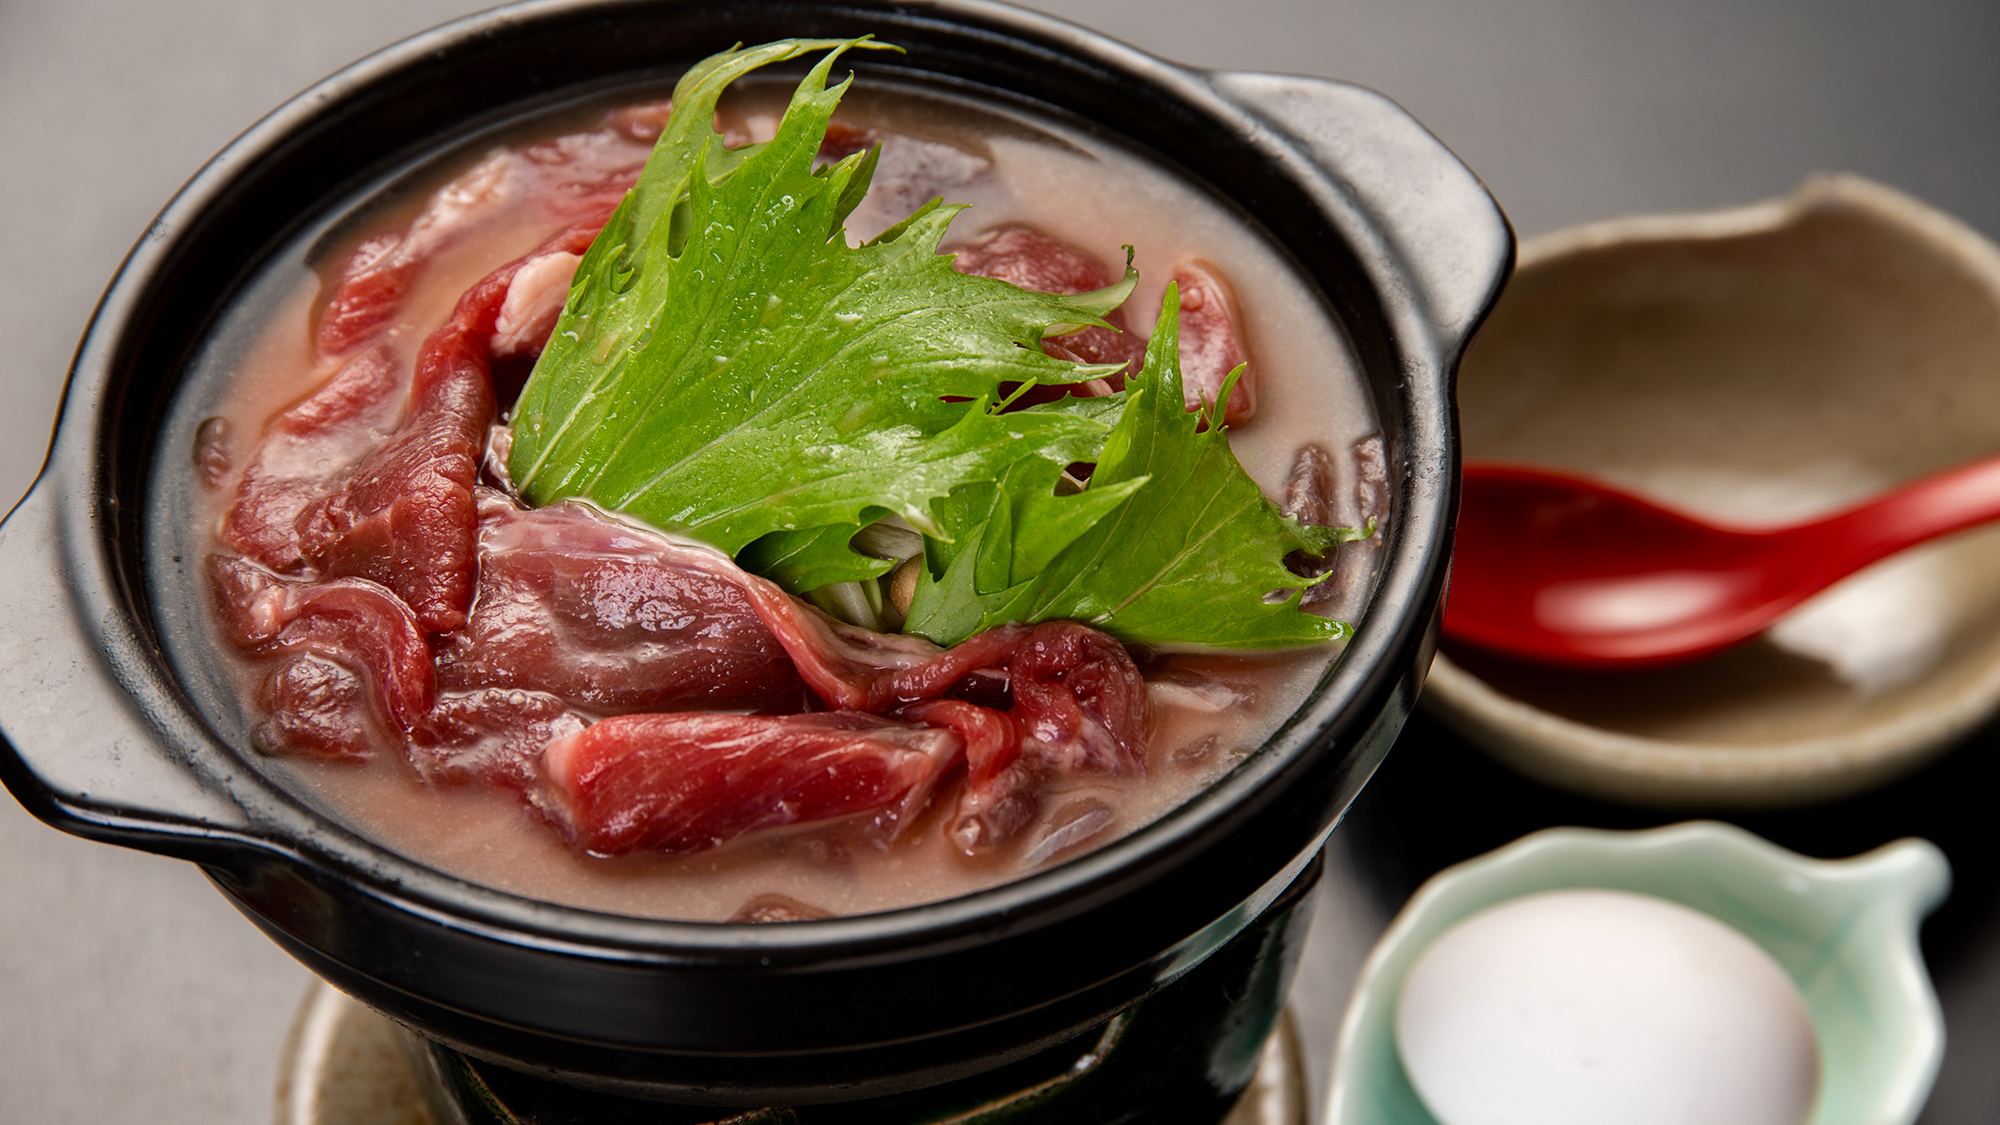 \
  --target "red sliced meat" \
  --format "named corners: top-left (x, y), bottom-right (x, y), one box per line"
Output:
top-left (731, 579), bottom-right (941, 711)
top-left (737, 597), bottom-right (1150, 852)
top-left (943, 751), bottom-right (1040, 854)
top-left (819, 120), bottom-right (878, 162)
top-left (232, 219), bottom-right (607, 634)
top-left (742, 587), bottom-right (1149, 773)
top-left (899, 698), bottom-right (1037, 854)
top-left (288, 319), bottom-right (494, 633)
top-left (950, 224), bottom-right (1121, 298)
top-left (949, 224), bottom-right (1147, 389)
top-left (209, 556), bottom-right (435, 754)
top-left (434, 494), bottom-right (811, 714)
top-left (408, 688), bottom-right (589, 790)
top-left (316, 233), bottom-right (415, 362)
top-left (898, 699), bottom-right (1019, 789)
top-left (861, 620), bottom-right (1147, 776)
top-left (542, 712), bottom-right (964, 856)
top-left (219, 345), bottom-right (405, 569)
top-left (1004, 620), bottom-right (1150, 773)
top-left (255, 656), bottom-right (382, 760)
top-left (1171, 259), bottom-right (1255, 426)
top-left (315, 109), bottom-right (654, 361)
